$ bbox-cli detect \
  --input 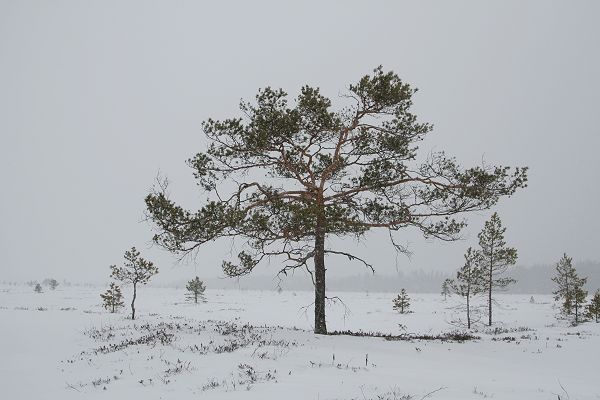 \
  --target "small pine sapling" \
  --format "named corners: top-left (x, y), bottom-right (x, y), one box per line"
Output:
top-left (450, 247), bottom-right (484, 329)
top-left (586, 290), bottom-right (600, 323)
top-left (552, 253), bottom-right (575, 316)
top-left (110, 247), bottom-right (158, 320)
top-left (393, 289), bottom-right (411, 314)
top-left (48, 279), bottom-right (59, 290)
top-left (552, 253), bottom-right (587, 324)
top-left (441, 278), bottom-right (452, 301)
top-left (477, 213), bottom-right (517, 326)
top-left (100, 283), bottom-right (125, 313)
top-left (572, 285), bottom-right (588, 325)
top-left (185, 276), bottom-right (206, 304)
top-left (34, 283), bottom-right (42, 293)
